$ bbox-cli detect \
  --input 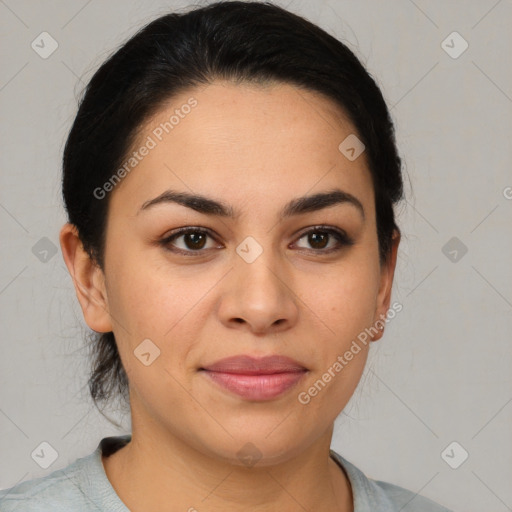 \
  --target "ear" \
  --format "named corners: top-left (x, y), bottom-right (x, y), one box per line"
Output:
top-left (371, 229), bottom-right (400, 342)
top-left (59, 223), bottom-right (113, 333)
